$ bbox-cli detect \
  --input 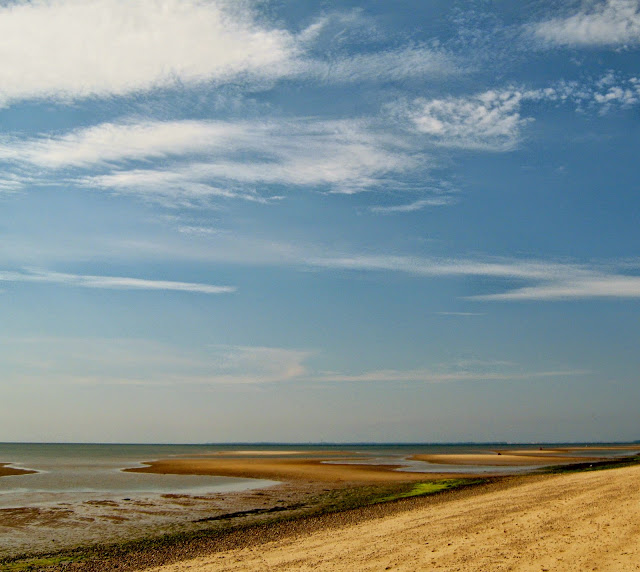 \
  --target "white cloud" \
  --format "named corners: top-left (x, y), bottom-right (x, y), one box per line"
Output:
top-left (0, 1), bottom-right (462, 106)
top-left (80, 168), bottom-right (269, 206)
top-left (0, 174), bottom-right (26, 193)
top-left (301, 46), bottom-right (459, 84)
top-left (0, 268), bottom-right (235, 294)
top-left (308, 254), bottom-right (640, 301)
top-left (532, 0), bottom-right (640, 47)
top-left (309, 254), bottom-right (571, 280)
top-left (0, 0), bottom-right (297, 105)
top-left (400, 90), bottom-right (530, 151)
top-left (370, 196), bottom-right (454, 214)
top-left (473, 273), bottom-right (640, 301)
top-left (1, 118), bottom-right (420, 197)
top-left (392, 78), bottom-right (640, 153)
top-left (0, 120), bottom-right (251, 168)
